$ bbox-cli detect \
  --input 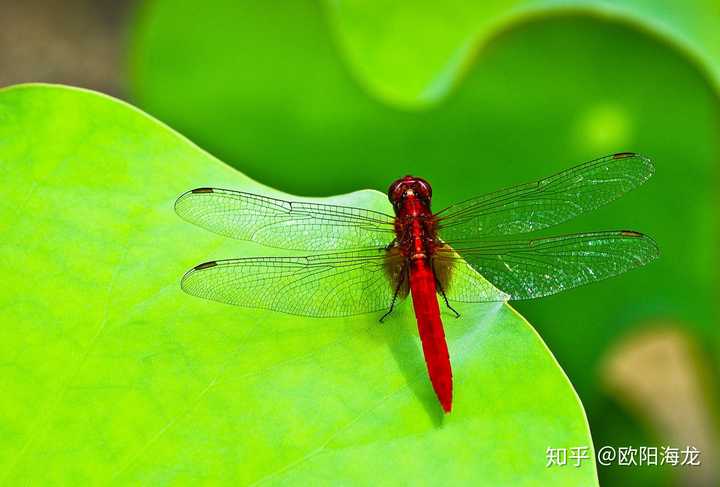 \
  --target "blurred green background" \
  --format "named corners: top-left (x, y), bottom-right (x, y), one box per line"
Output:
top-left (1, 0), bottom-right (718, 485)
